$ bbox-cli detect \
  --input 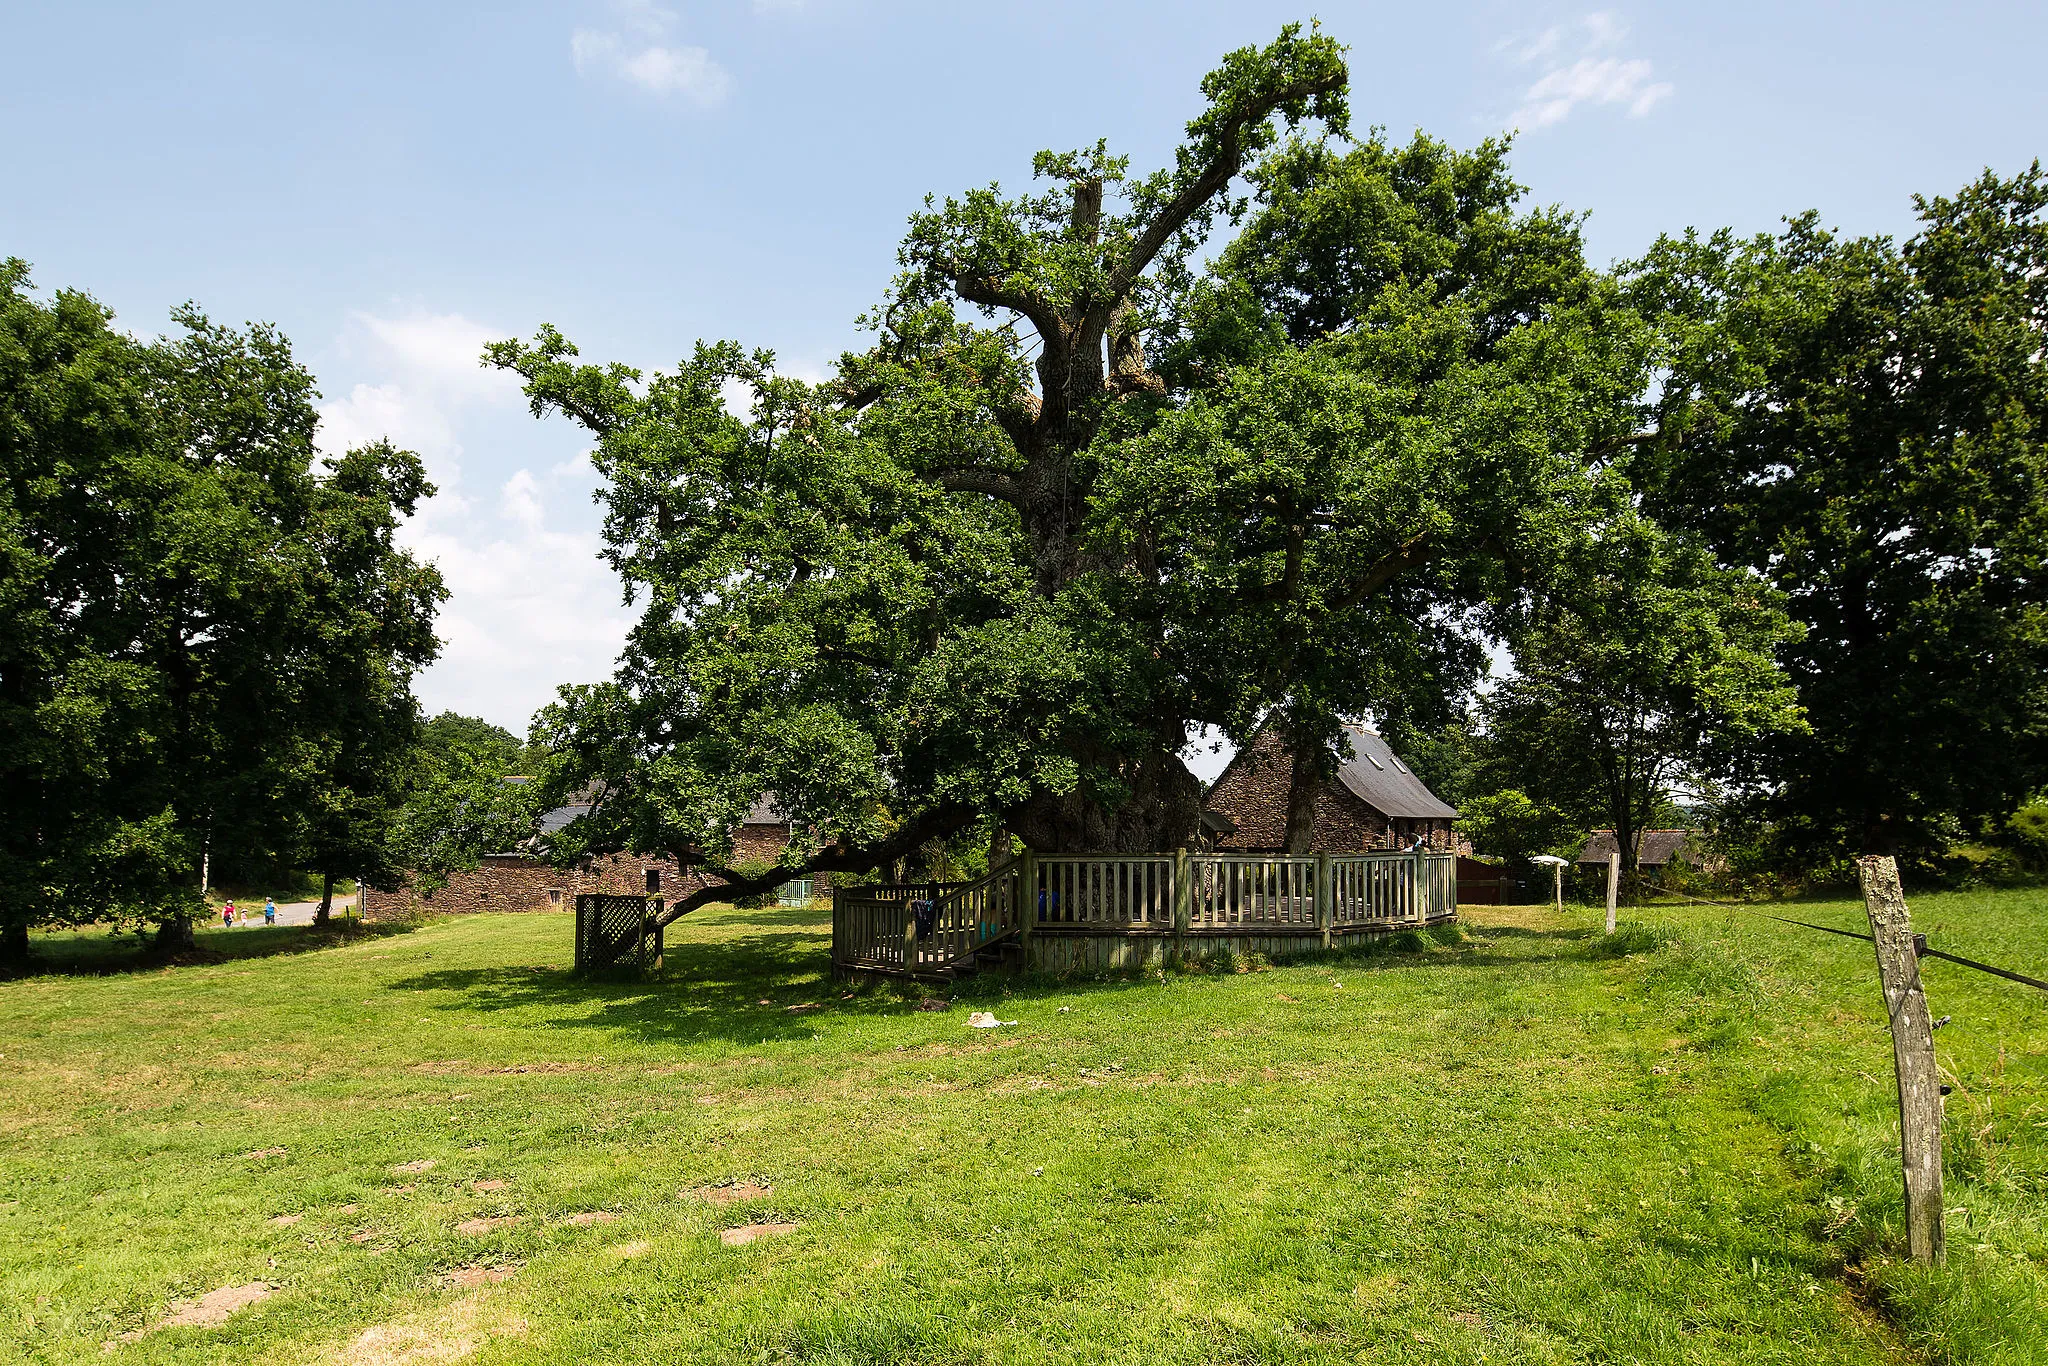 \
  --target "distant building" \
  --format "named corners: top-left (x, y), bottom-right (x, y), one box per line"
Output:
top-left (1575, 828), bottom-right (1700, 869)
top-left (363, 791), bottom-right (827, 919)
top-left (1203, 722), bottom-right (1457, 853)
